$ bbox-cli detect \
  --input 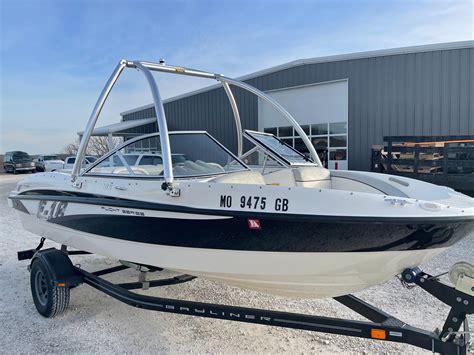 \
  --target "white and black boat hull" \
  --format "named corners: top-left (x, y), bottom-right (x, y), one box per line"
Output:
top-left (10, 193), bottom-right (472, 298)
top-left (16, 212), bottom-right (449, 298)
